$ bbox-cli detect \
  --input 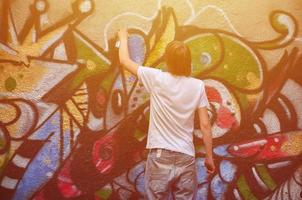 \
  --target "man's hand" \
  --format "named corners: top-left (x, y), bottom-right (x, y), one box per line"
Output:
top-left (117, 28), bottom-right (128, 41)
top-left (205, 156), bottom-right (215, 174)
